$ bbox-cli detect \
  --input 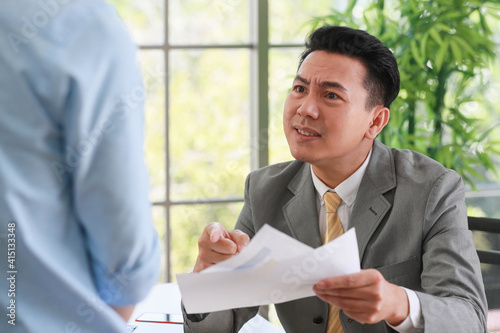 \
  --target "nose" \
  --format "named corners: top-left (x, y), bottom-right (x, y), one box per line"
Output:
top-left (297, 95), bottom-right (319, 119)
